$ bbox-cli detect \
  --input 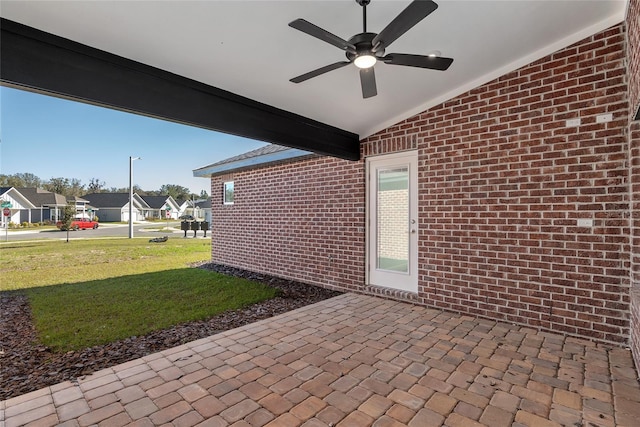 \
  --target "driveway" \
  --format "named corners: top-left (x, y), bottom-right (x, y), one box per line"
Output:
top-left (2, 293), bottom-right (639, 426)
